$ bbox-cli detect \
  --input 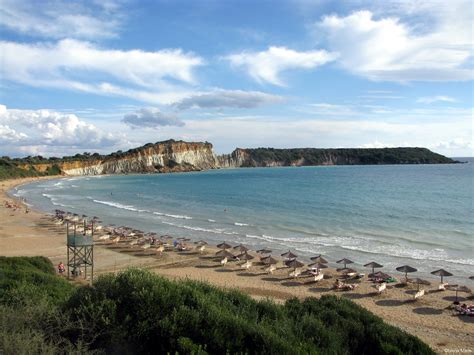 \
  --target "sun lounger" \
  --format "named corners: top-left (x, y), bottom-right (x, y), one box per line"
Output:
top-left (241, 261), bottom-right (252, 270)
top-left (196, 245), bottom-right (206, 253)
top-left (438, 282), bottom-right (448, 291)
top-left (289, 269), bottom-right (301, 278)
top-left (414, 289), bottom-right (425, 300)
top-left (373, 282), bottom-right (386, 293)
top-left (221, 257), bottom-right (228, 266)
top-left (314, 273), bottom-right (324, 282)
top-left (264, 265), bottom-right (277, 274)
